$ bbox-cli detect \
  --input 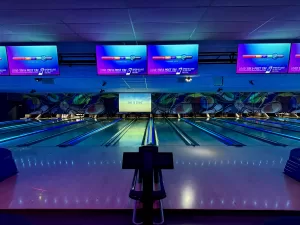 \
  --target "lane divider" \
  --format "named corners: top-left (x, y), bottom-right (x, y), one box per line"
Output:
top-left (216, 118), bottom-right (300, 141)
top-left (0, 120), bottom-right (85, 144)
top-left (58, 118), bottom-right (122, 147)
top-left (202, 119), bottom-right (287, 147)
top-left (0, 119), bottom-right (74, 134)
top-left (242, 118), bottom-right (300, 131)
top-left (181, 118), bottom-right (245, 147)
top-left (102, 119), bottom-right (136, 146)
top-left (165, 118), bottom-right (199, 146)
top-left (17, 120), bottom-right (97, 147)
